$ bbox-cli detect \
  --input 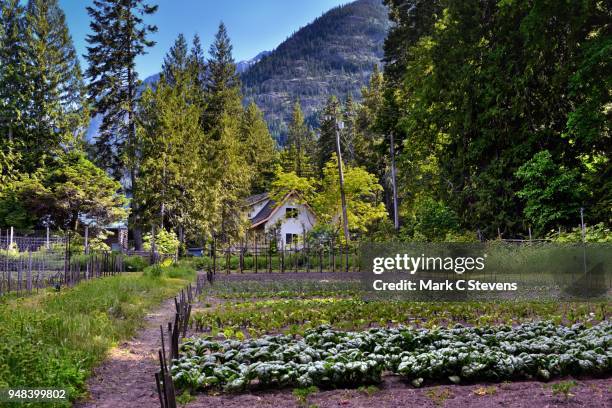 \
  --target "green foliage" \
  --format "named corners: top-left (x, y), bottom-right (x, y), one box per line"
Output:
top-left (123, 255), bottom-right (149, 272)
top-left (283, 100), bottom-right (317, 178)
top-left (192, 292), bottom-right (605, 336)
top-left (143, 262), bottom-right (195, 280)
top-left (314, 156), bottom-right (387, 234)
top-left (551, 380), bottom-right (578, 401)
top-left (317, 96), bottom-right (341, 173)
top-left (0, 151), bottom-right (127, 230)
top-left (143, 264), bottom-right (163, 278)
top-left (516, 151), bottom-right (584, 235)
top-left (143, 229), bottom-right (180, 254)
top-left (240, 102), bottom-right (278, 193)
top-left (176, 389), bottom-right (196, 406)
top-left (0, 0), bottom-right (87, 174)
top-left (402, 198), bottom-right (461, 242)
top-left (385, 0), bottom-right (610, 237)
top-left (0, 273), bottom-right (187, 403)
top-left (548, 223), bottom-right (612, 243)
top-left (136, 76), bottom-right (216, 237)
top-left (293, 386), bottom-right (319, 406)
top-left (270, 167), bottom-right (317, 204)
top-left (84, 0), bottom-right (157, 177)
top-left (173, 321), bottom-right (610, 393)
